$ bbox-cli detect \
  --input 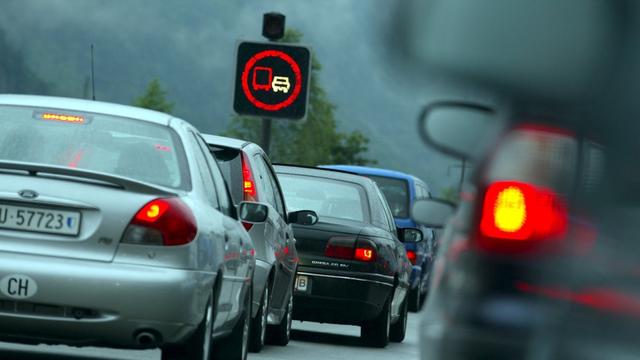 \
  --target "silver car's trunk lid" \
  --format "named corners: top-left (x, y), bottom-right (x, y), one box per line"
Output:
top-left (0, 172), bottom-right (168, 262)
